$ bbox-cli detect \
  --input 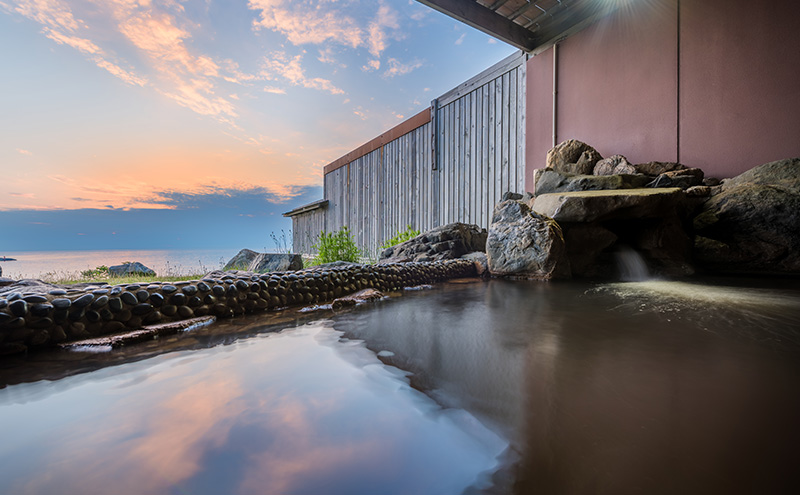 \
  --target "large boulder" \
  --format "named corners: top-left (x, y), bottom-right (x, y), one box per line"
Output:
top-left (693, 158), bottom-right (800, 274)
top-left (546, 139), bottom-right (603, 175)
top-left (108, 262), bottom-right (155, 277)
top-left (531, 188), bottom-right (687, 223)
top-left (223, 249), bottom-right (302, 272)
top-left (487, 200), bottom-right (571, 279)
top-left (379, 223), bottom-right (487, 263)
top-left (535, 170), bottom-right (650, 196)
top-left (593, 154), bottom-right (637, 176)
